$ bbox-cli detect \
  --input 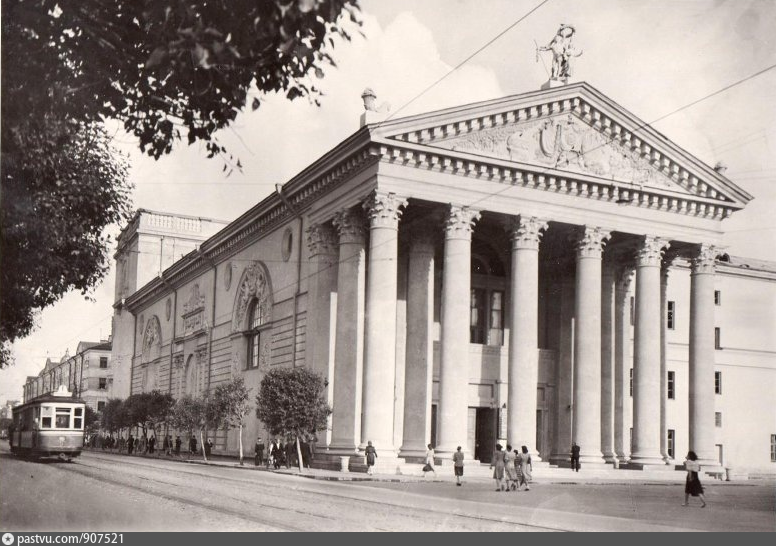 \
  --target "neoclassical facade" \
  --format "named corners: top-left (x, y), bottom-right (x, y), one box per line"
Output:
top-left (114, 82), bottom-right (776, 473)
